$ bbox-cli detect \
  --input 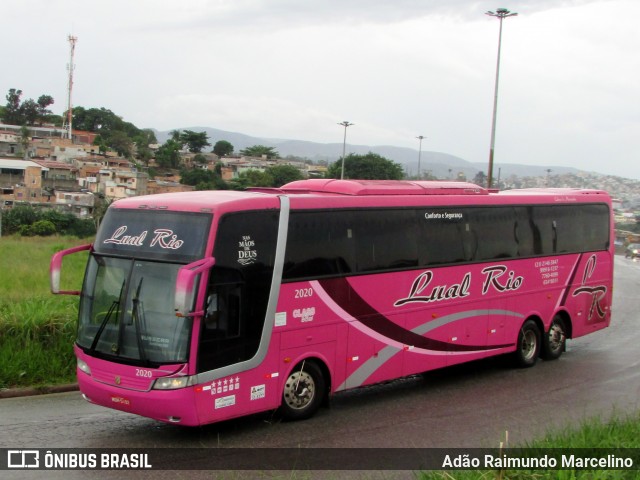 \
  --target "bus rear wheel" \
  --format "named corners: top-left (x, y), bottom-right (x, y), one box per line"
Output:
top-left (513, 319), bottom-right (541, 368)
top-left (541, 316), bottom-right (566, 360)
top-left (280, 360), bottom-right (325, 421)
